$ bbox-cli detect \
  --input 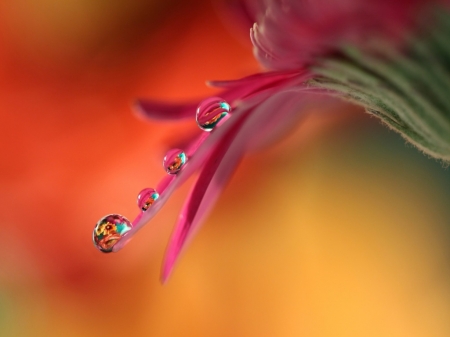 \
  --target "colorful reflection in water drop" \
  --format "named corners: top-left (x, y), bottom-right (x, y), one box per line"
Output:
top-left (163, 149), bottom-right (187, 174)
top-left (93, 214), bottom-right (132, 253)
top-left (137, 188), bottom-right (160, 211)
top-left (196, 97), bottom-right (231, 131)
